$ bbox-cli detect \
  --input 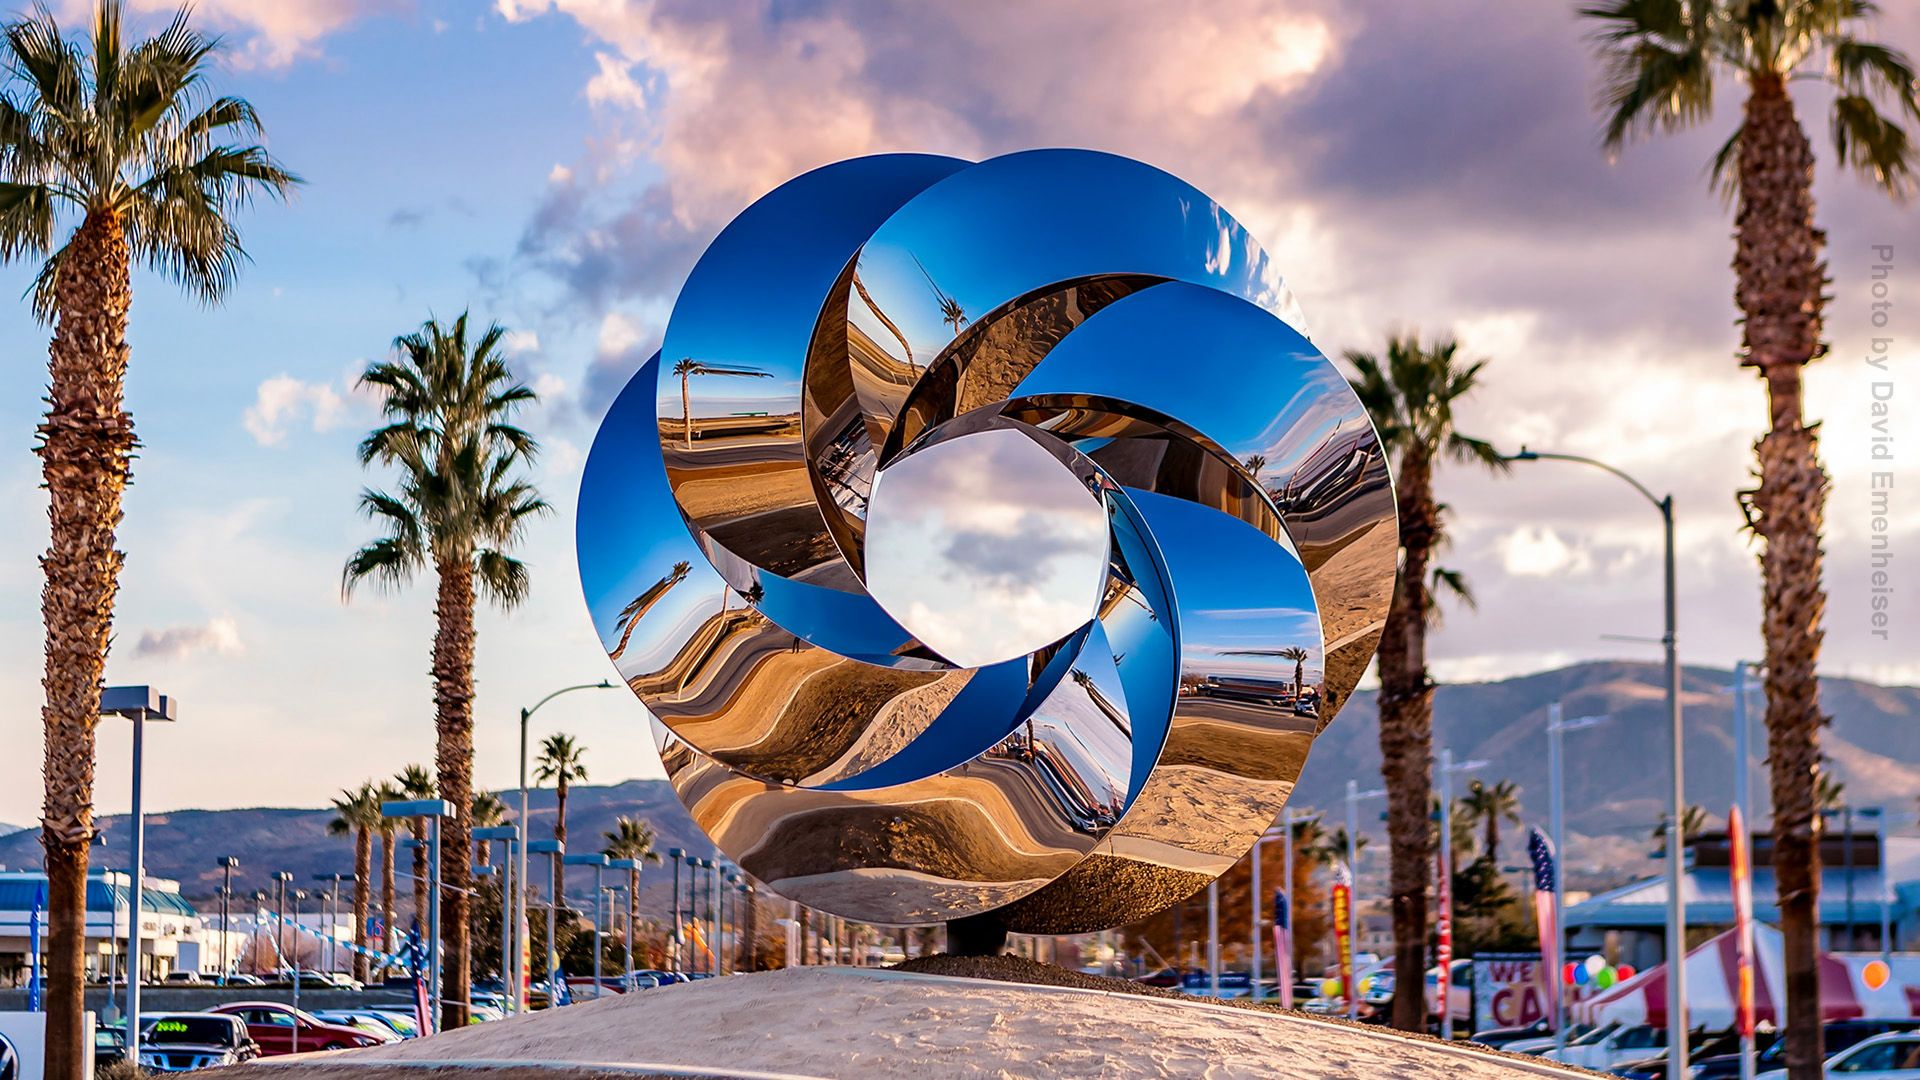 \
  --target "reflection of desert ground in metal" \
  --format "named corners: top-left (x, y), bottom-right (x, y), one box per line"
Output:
top-left (636, 610), bottom-right (954, 785)
top-left (262, 966), bottom-right (1587, 1080)
top-left (1302, 515), bottom-right (1396, 723)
